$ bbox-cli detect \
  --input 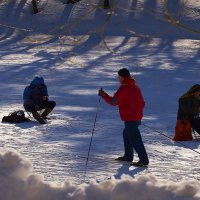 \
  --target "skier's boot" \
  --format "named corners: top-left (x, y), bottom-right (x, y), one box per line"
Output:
top-left (32, 111), bottom-right (46, 124)
top-left (67, 0), bottom-right (80, 4)
top-left (115, 156), bottom-right (132, 162)
top-left (130, 161), bottom-right (149, 167)
top-left (41, 108), bottom-right (53, 120)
